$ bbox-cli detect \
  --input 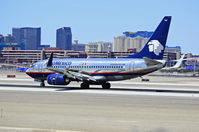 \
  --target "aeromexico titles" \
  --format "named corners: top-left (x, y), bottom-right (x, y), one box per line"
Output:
top-left (26, 16), bottom-right (172, 89)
